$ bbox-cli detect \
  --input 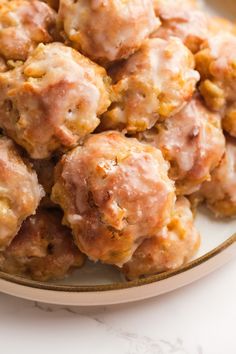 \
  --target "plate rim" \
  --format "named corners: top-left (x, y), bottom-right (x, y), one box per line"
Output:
top-left (0, 233), bottom-right (235, 293)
